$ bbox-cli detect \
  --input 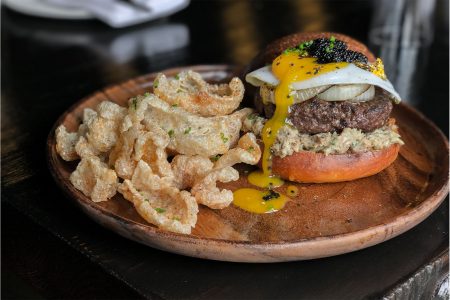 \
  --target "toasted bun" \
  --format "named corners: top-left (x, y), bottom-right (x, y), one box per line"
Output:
top-left (269, 144), bottom-right (400, 183)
